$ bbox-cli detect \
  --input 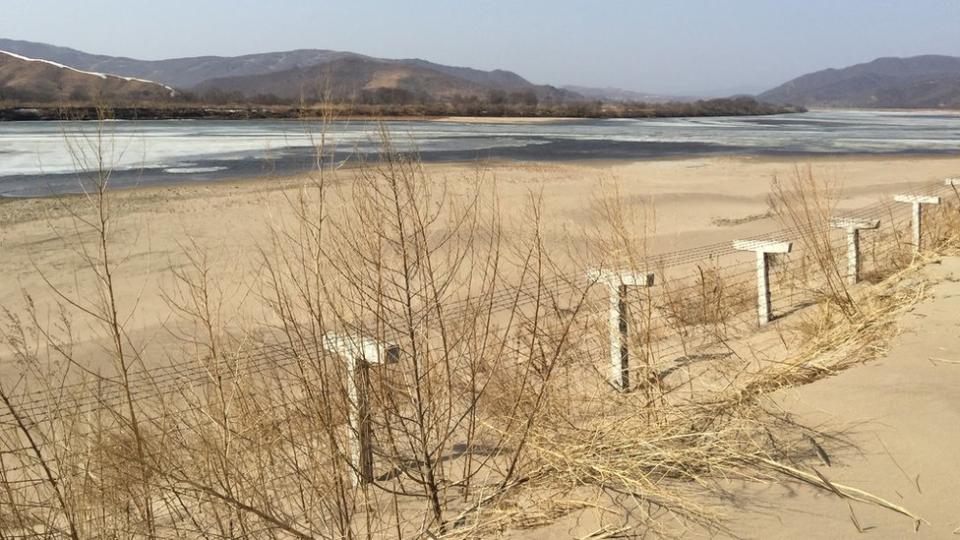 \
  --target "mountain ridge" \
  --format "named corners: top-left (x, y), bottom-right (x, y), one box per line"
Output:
top-left (0, 37), bottom-right (803, 119)
top-left (194, 56), bottom-right (576, 103)
top-left (760, 55), bottom-right (960, 109)
top-left (0, 49), bottom-right (175, 103)
top-left (0, 38), bottom-right (578, 103)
